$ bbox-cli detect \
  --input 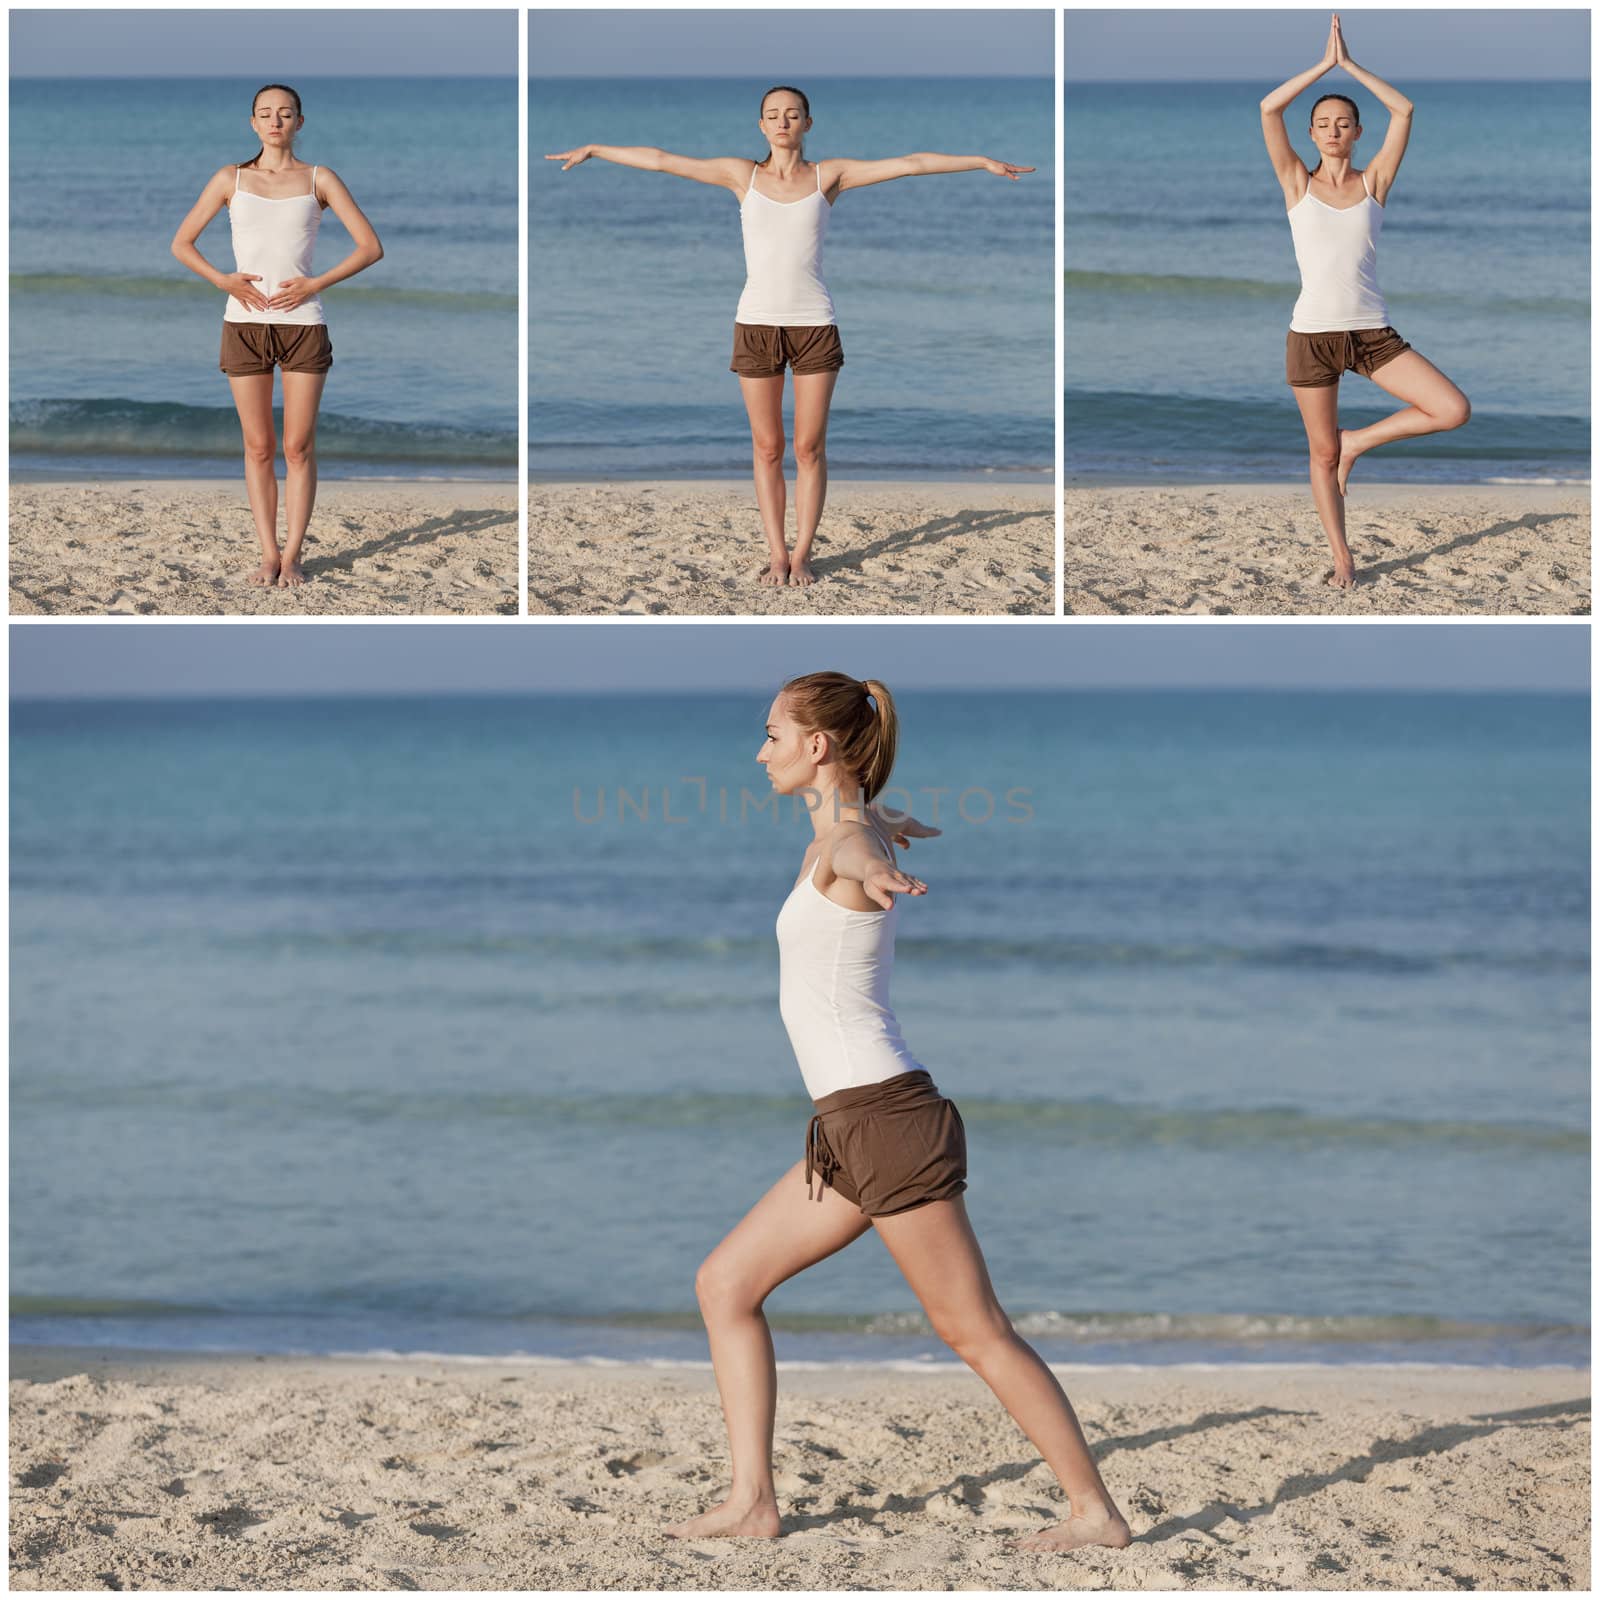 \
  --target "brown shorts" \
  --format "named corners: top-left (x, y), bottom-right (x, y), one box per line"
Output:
top-left (1286, 325), bottom-right (1410, 388)
top-left (731, 322), bottom-right (844, 378)
top-left (804, 1069), bottom-right (967, 1217)
top-left (220, 322), bottom-right (334, 377)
